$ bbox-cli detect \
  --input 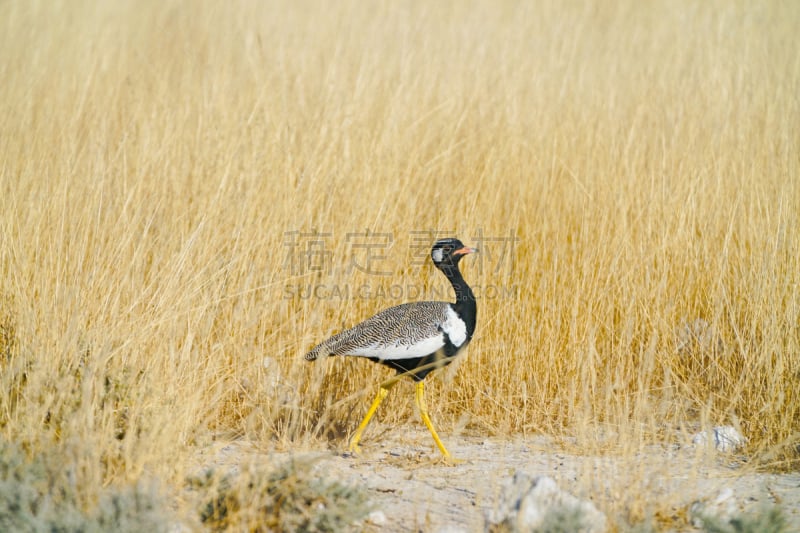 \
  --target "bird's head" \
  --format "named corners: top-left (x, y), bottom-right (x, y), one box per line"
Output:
top-left (431, 238), bottom-right (477, 272)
